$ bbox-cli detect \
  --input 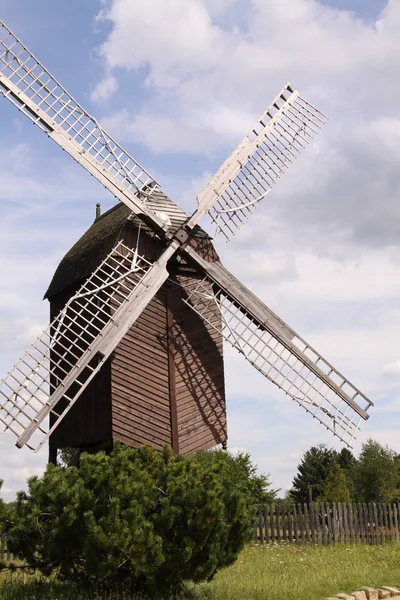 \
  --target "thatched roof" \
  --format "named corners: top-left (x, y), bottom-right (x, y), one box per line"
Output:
top-left (45, 190), bottom-right (209, 299)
